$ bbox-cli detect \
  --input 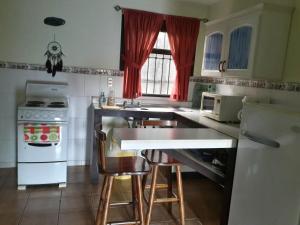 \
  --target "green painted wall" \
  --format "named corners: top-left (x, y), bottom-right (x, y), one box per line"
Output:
top-left (284, 0), bottom-right (300, 82)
